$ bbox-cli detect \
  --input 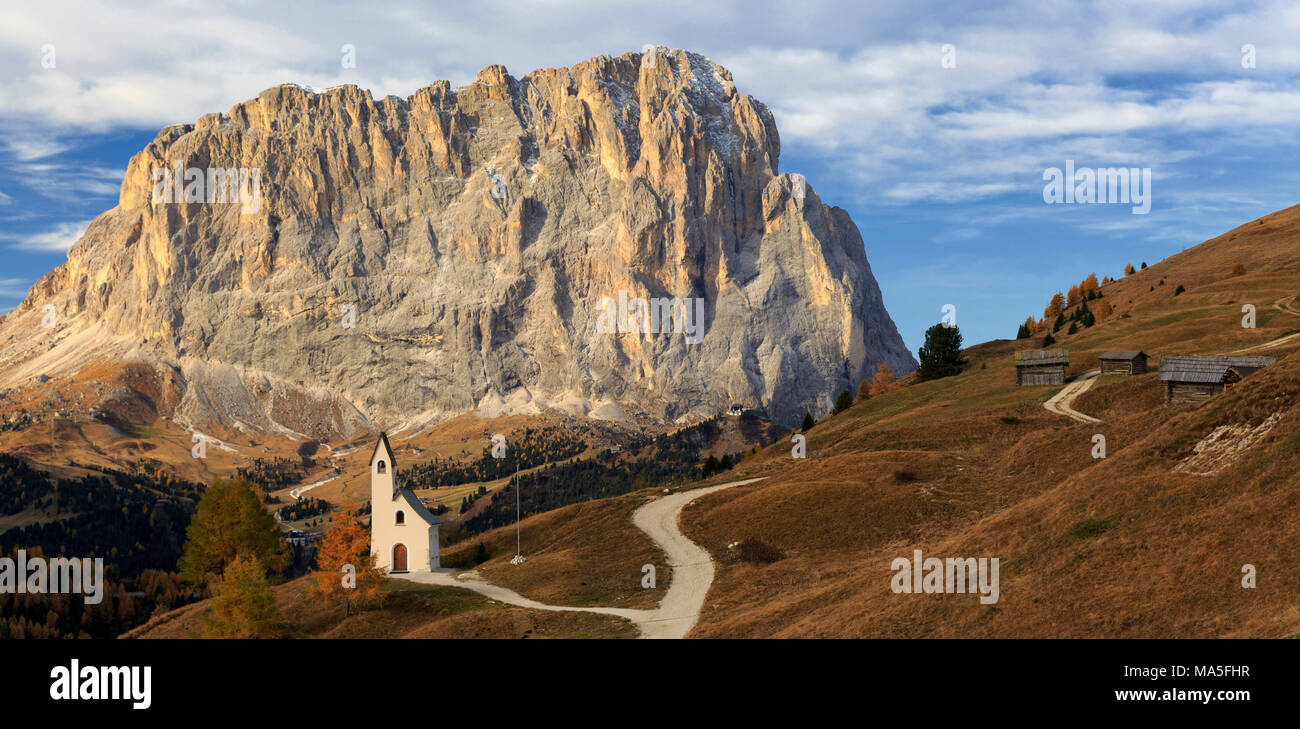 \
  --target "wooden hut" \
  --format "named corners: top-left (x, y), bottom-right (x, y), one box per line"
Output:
top-left (1098, 350), bottom-right (1148, 375)
top-left (1015, 350), bottom-right (1069, 386)
top-left (1158, 355), bottom-right (1276, 403)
